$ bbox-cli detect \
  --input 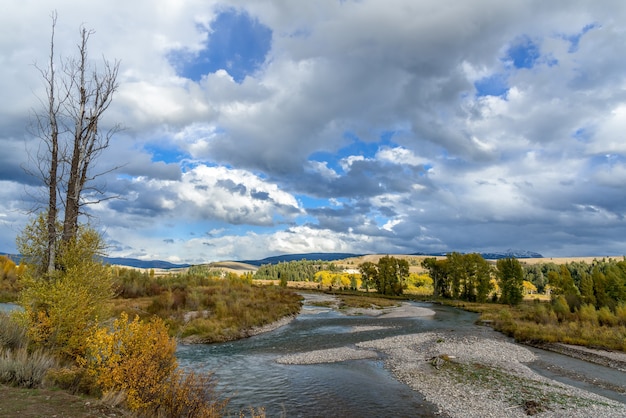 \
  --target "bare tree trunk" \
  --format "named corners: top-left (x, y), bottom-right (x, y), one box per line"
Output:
top-left (45, 16), bottom-right (59, 274)
top-left (60, 26), bottom-right (120, 246)
top-left (28, 15), bottom-right (120, 273)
